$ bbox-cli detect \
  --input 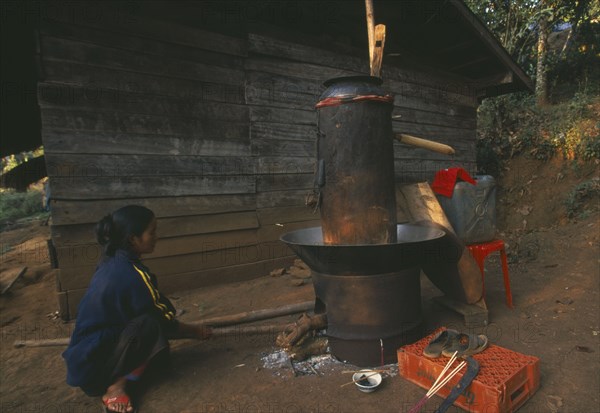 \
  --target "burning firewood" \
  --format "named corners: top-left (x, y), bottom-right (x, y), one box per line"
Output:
top-left (276, 312), bottom-right (328, 349)
top-left (288, 336), bottom-right (329, 361)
